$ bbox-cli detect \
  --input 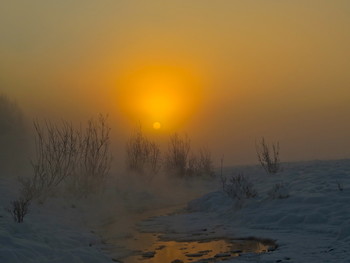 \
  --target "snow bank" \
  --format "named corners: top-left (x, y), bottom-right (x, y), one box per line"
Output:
top-left (139, 159), bottom-right (350, 263)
